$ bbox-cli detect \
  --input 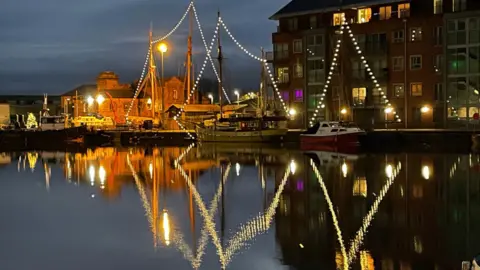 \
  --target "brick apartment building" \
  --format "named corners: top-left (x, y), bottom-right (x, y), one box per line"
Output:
top-left (269, 0), bottom-right (480, 129)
